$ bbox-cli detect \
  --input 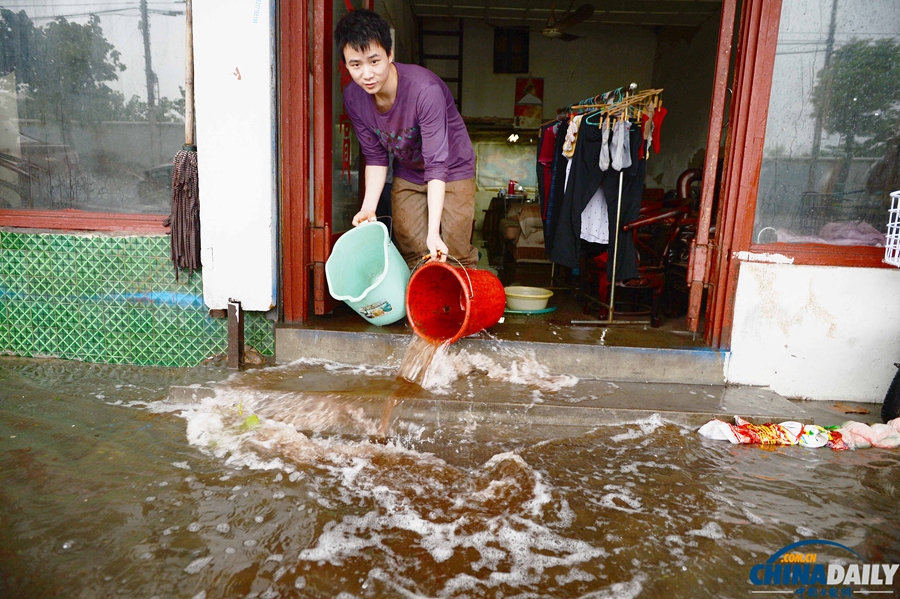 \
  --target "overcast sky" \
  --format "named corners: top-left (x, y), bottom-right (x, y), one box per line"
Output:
top-left (2, 0), bottom-right (187, 103)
